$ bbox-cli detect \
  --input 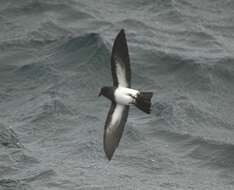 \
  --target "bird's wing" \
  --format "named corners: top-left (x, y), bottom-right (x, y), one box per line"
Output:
top-left (111, 29), bottom-right (131, 88)
top-left (103, 103), bottom-right (129, 160)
